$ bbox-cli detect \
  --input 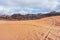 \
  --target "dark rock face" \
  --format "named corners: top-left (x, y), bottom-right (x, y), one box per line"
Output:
top-left (0, 11), bottom-right (60, 20)
top-left (0, 15), bottom-right (12, 20)
top-left (11, 14), bottom-right (23, 20)
top-left (11, 14), bottom-right (44, 20)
